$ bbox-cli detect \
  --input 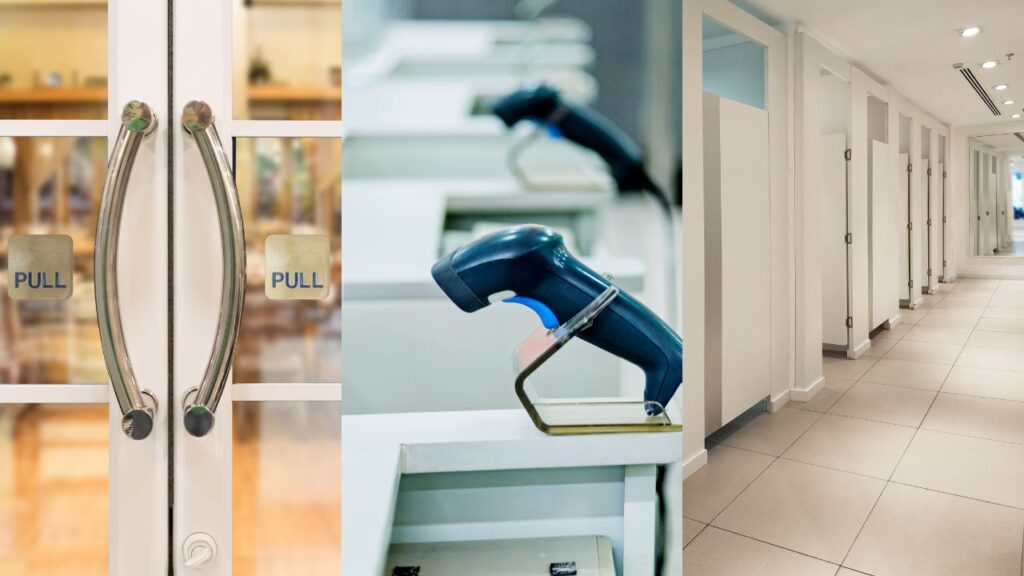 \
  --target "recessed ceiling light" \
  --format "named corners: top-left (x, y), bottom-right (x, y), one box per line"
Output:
top-left (995, 84), bottom-right (1009, 91)
top-left (1004, 99), bottom-right (1016, 105)
top-left (1014, 114), bottom-right (1022, 119)
top-left (982, 60), bottom-right (999, 69)
top-left (961, 26), bottom-right (981, 38)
